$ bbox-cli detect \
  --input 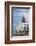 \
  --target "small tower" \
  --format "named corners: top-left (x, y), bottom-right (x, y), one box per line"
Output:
top-left (22, 15), bottom-right (25, 23)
